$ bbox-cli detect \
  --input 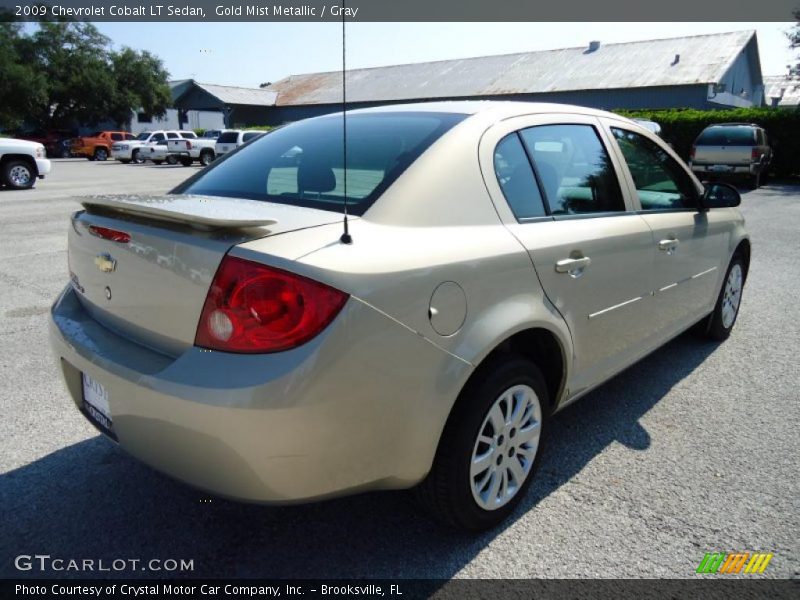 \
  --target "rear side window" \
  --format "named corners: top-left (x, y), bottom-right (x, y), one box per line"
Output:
top-left (166, 132), bottom-right (179, 139)
top-left (696, 127), bottom-right (756, 146)
top-left (217, 131), bottom-right (239, 143)
top-left (611, 128), bottom-right (698, 210)
top-left (493, 134), bottom-right (546, 219)
top-left (180, 112), bottom-right (466, 215)
top-left (242, 132), bottom-right (262, 142)
top-left (110, 133), bottom-right (123, 141)
top-left (151, 133), bottom-right (165, 142)
top-left (520, 124), bottom-right (625, 215)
